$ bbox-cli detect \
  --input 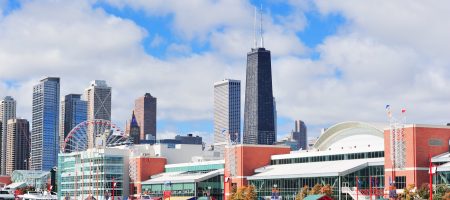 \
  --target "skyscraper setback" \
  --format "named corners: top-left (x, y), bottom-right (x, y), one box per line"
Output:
top-left (134, 93), bottom-right (156, 140)
top-left (31, 77), bottom-right (60, 171)
top-left (59, 94), bottom-right (87, 152)
top-left (84, 80), bottom-right (111, 148)
top-left (6, 118), bottom-right (30, 175)
top-left (214, 79), bottom-right (241, 156)
top-left (0, 96), bottom-right (16, 175)
top-left (243, 47), bottom-right (276, 145)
